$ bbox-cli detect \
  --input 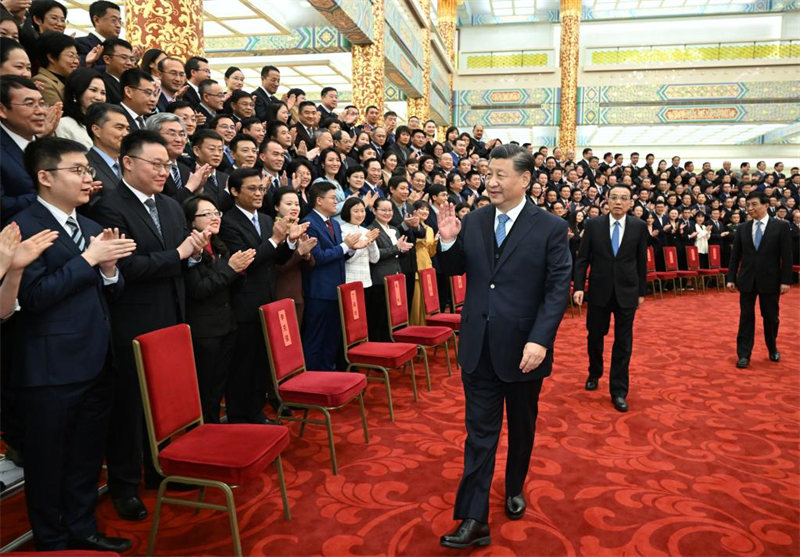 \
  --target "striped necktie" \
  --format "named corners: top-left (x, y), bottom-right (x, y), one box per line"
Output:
top-left (65, 216), bottom-right (85, 251)
top-left (170, 163), bottom-right (182, 188)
